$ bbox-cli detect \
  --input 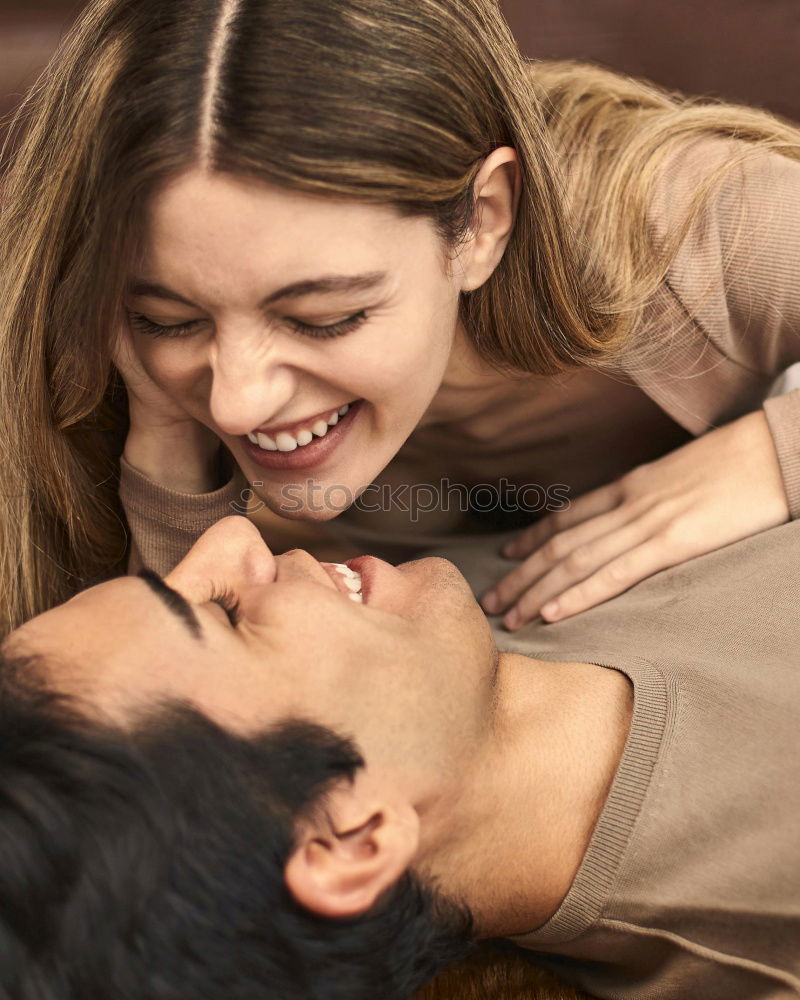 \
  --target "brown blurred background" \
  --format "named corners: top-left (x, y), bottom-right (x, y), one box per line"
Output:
top-left (1, 0), bottom-right (799, 129)
top-left (503, 0), bottom-right (799, 123)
